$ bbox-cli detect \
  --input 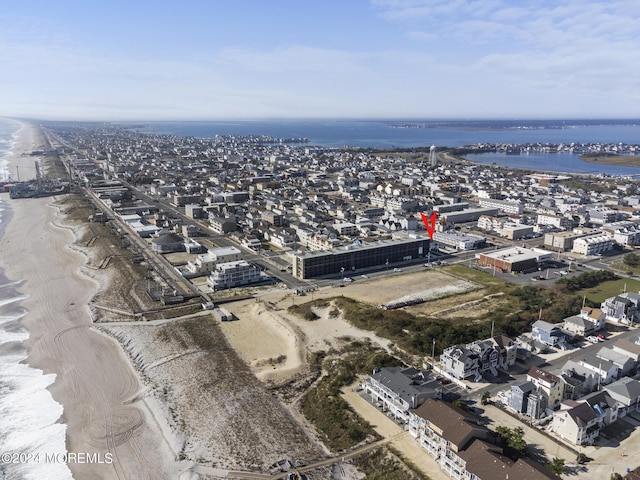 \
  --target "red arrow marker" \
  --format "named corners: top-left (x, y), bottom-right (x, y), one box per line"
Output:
top-left (420, 212), bottom-right (438, 240)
